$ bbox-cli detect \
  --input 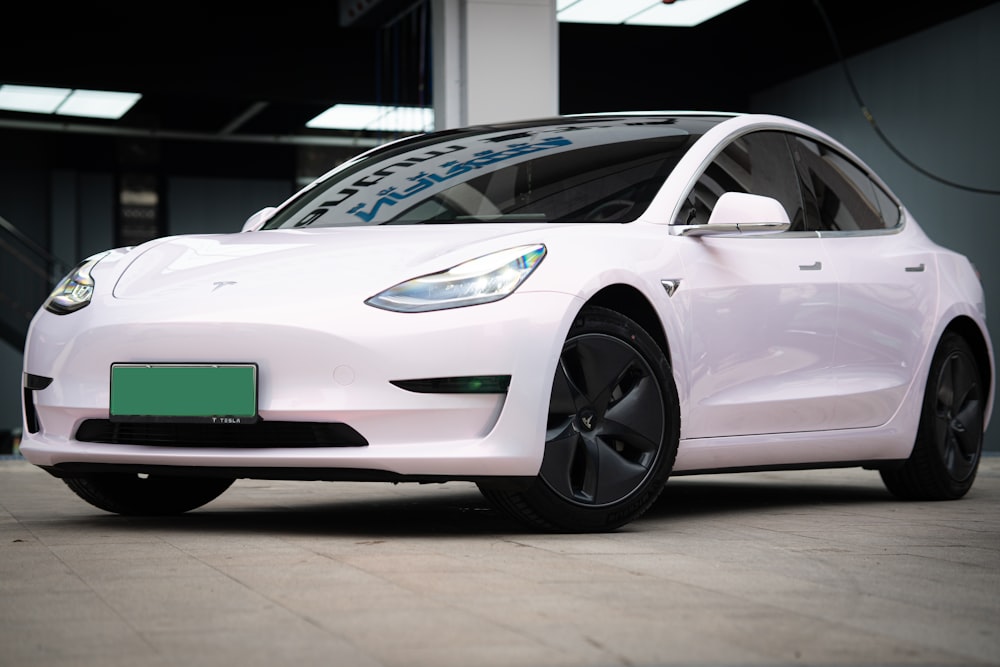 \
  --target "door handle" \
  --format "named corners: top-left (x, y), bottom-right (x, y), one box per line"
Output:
top-left (905, 263), bottom-right (925, 273)
top-left (798, 261), bottom-right (822, 271)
